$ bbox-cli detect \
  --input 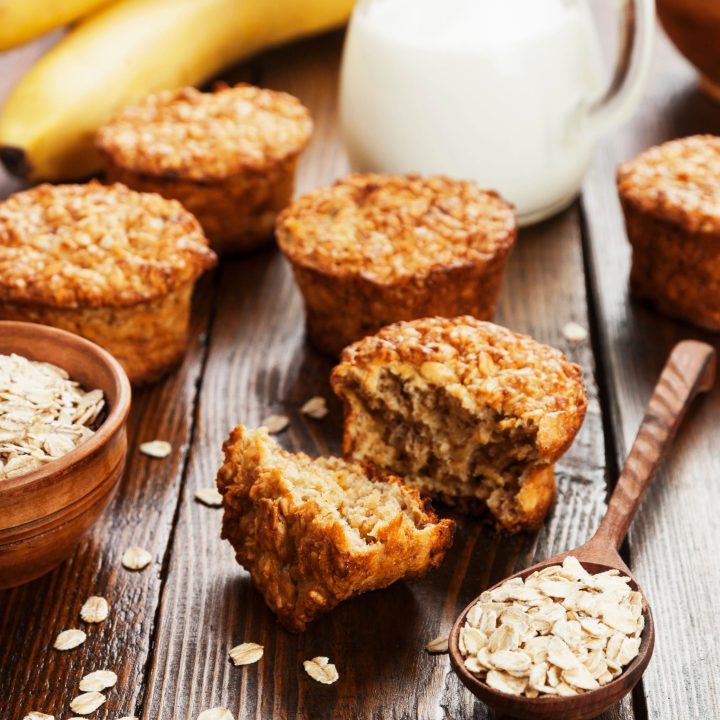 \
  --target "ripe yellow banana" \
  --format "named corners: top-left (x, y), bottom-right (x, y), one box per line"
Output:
top-left (0, 0), bottom-right (354, 181)
top-left (0, 0), bottom-right (114, 51)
